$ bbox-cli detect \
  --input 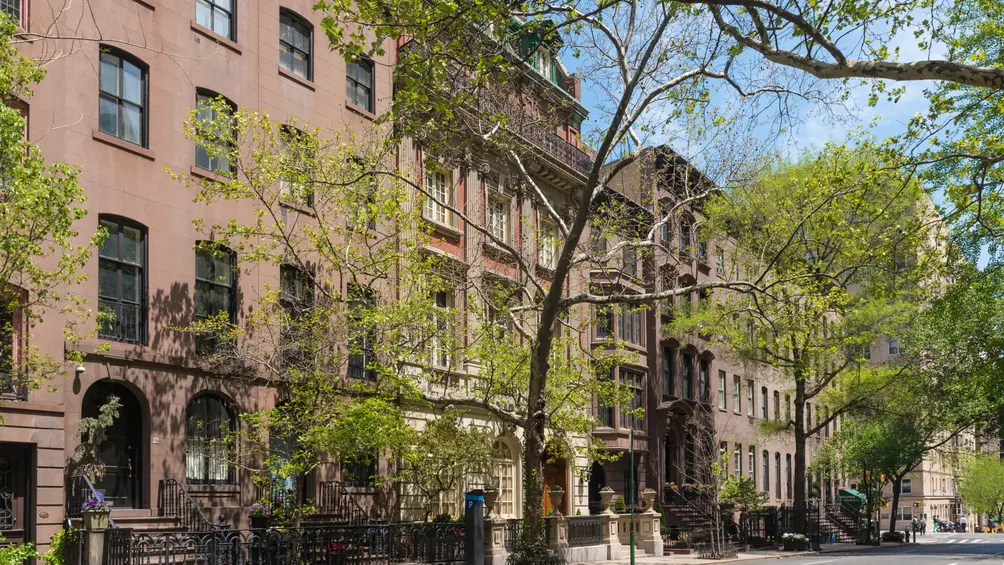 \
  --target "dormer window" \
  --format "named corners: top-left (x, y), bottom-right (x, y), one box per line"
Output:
top-left (534, 48), bottom-right (552, 80)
